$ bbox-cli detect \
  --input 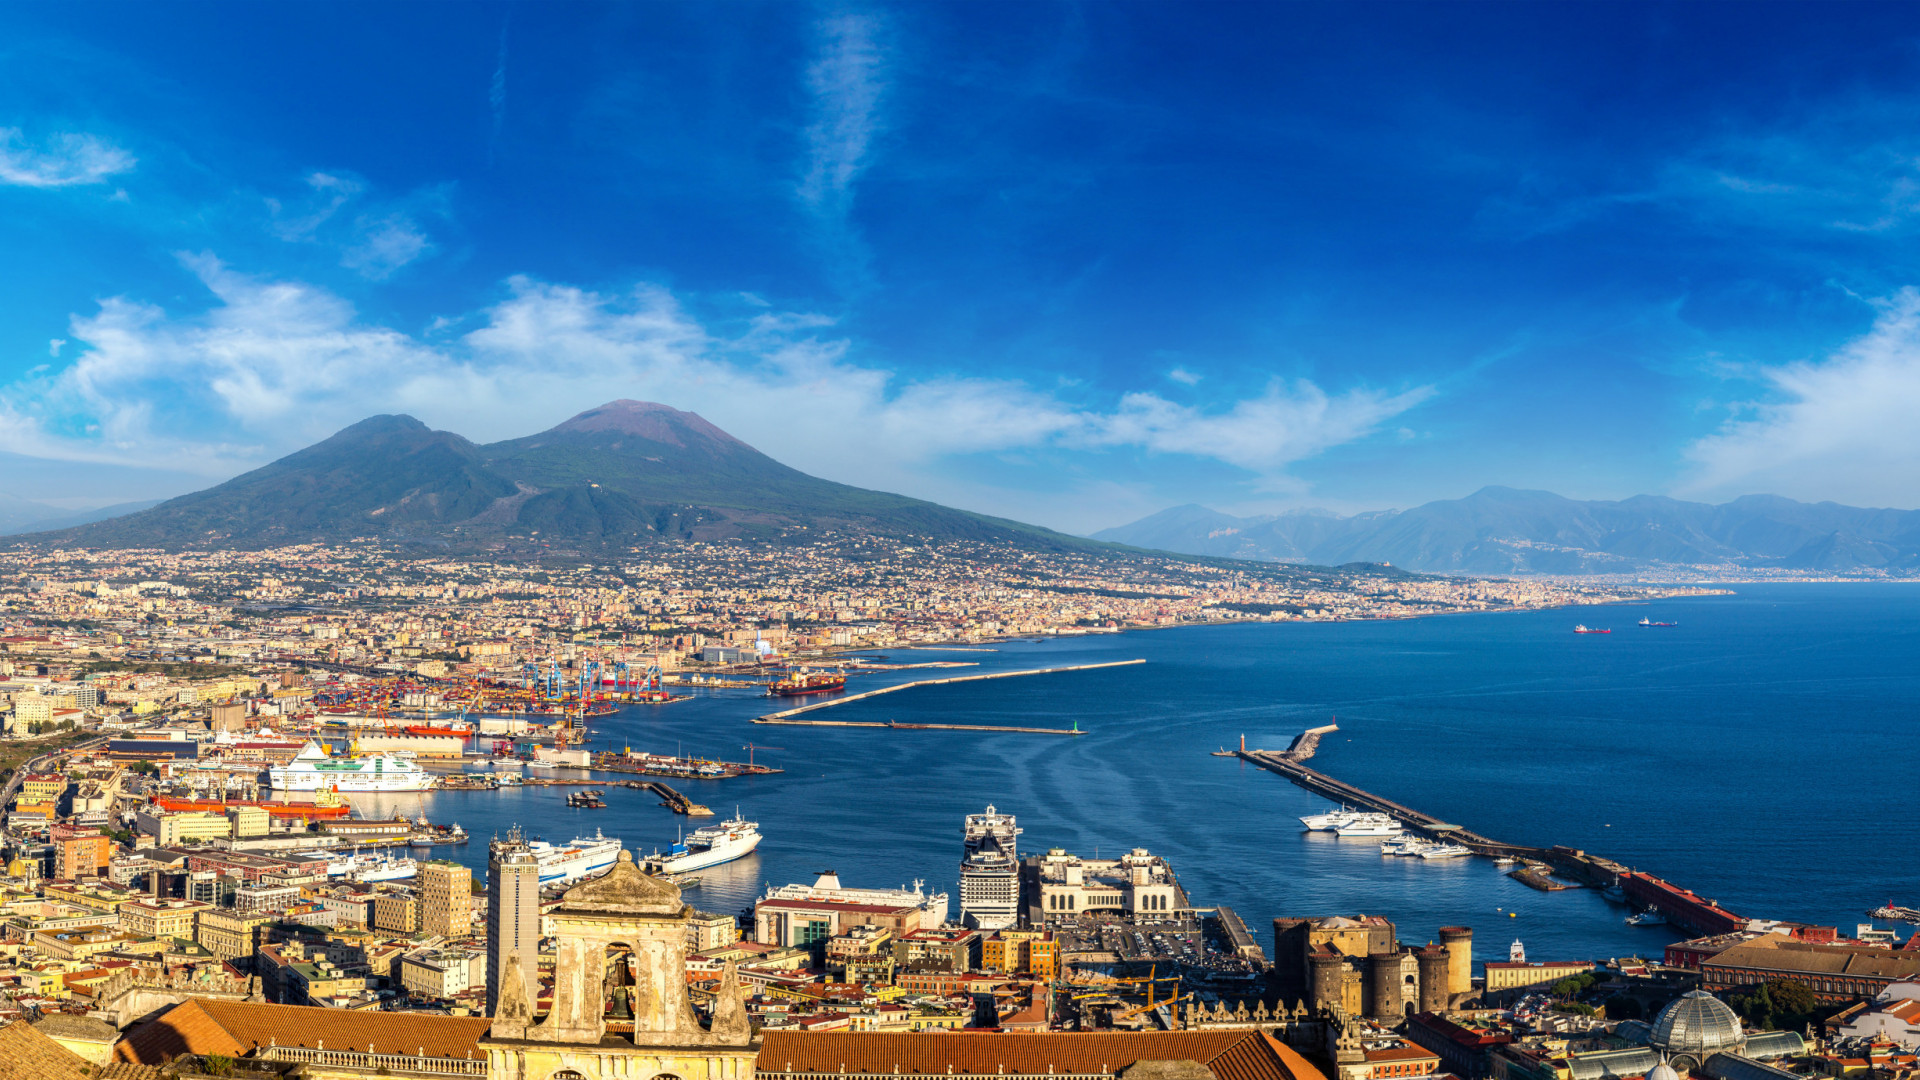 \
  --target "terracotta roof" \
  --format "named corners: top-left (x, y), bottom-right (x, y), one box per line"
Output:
top-left (114, 999), bottom-right (492, 1065)
top-left (757, 1029), bottom-right (1327, 1080)
top-left (0, 1020), bottom-right (100, 1080)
